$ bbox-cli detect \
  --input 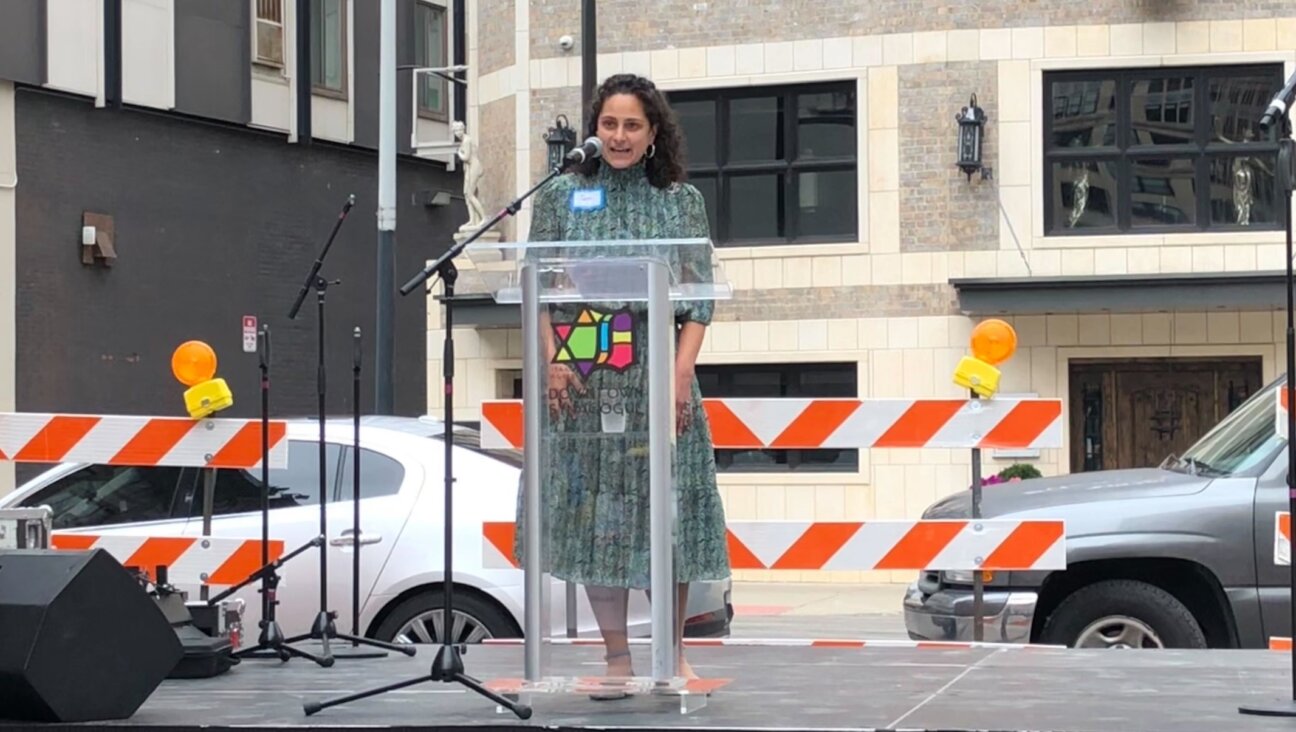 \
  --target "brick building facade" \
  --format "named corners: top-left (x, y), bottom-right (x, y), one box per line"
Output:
top-left (443, 3), bottom-right (1296, 583)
